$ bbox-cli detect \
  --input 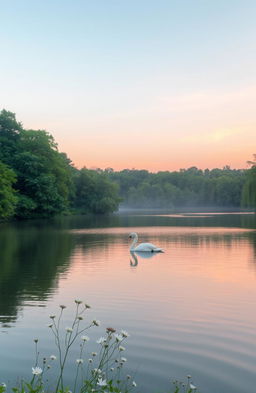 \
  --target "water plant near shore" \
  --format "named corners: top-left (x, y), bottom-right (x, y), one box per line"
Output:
top-left (0, 300), bottom-right (199, 393)
top-left (171, 375), bottom-right (199, 393)
top-left (8, 300), bottom-right (137, 393)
